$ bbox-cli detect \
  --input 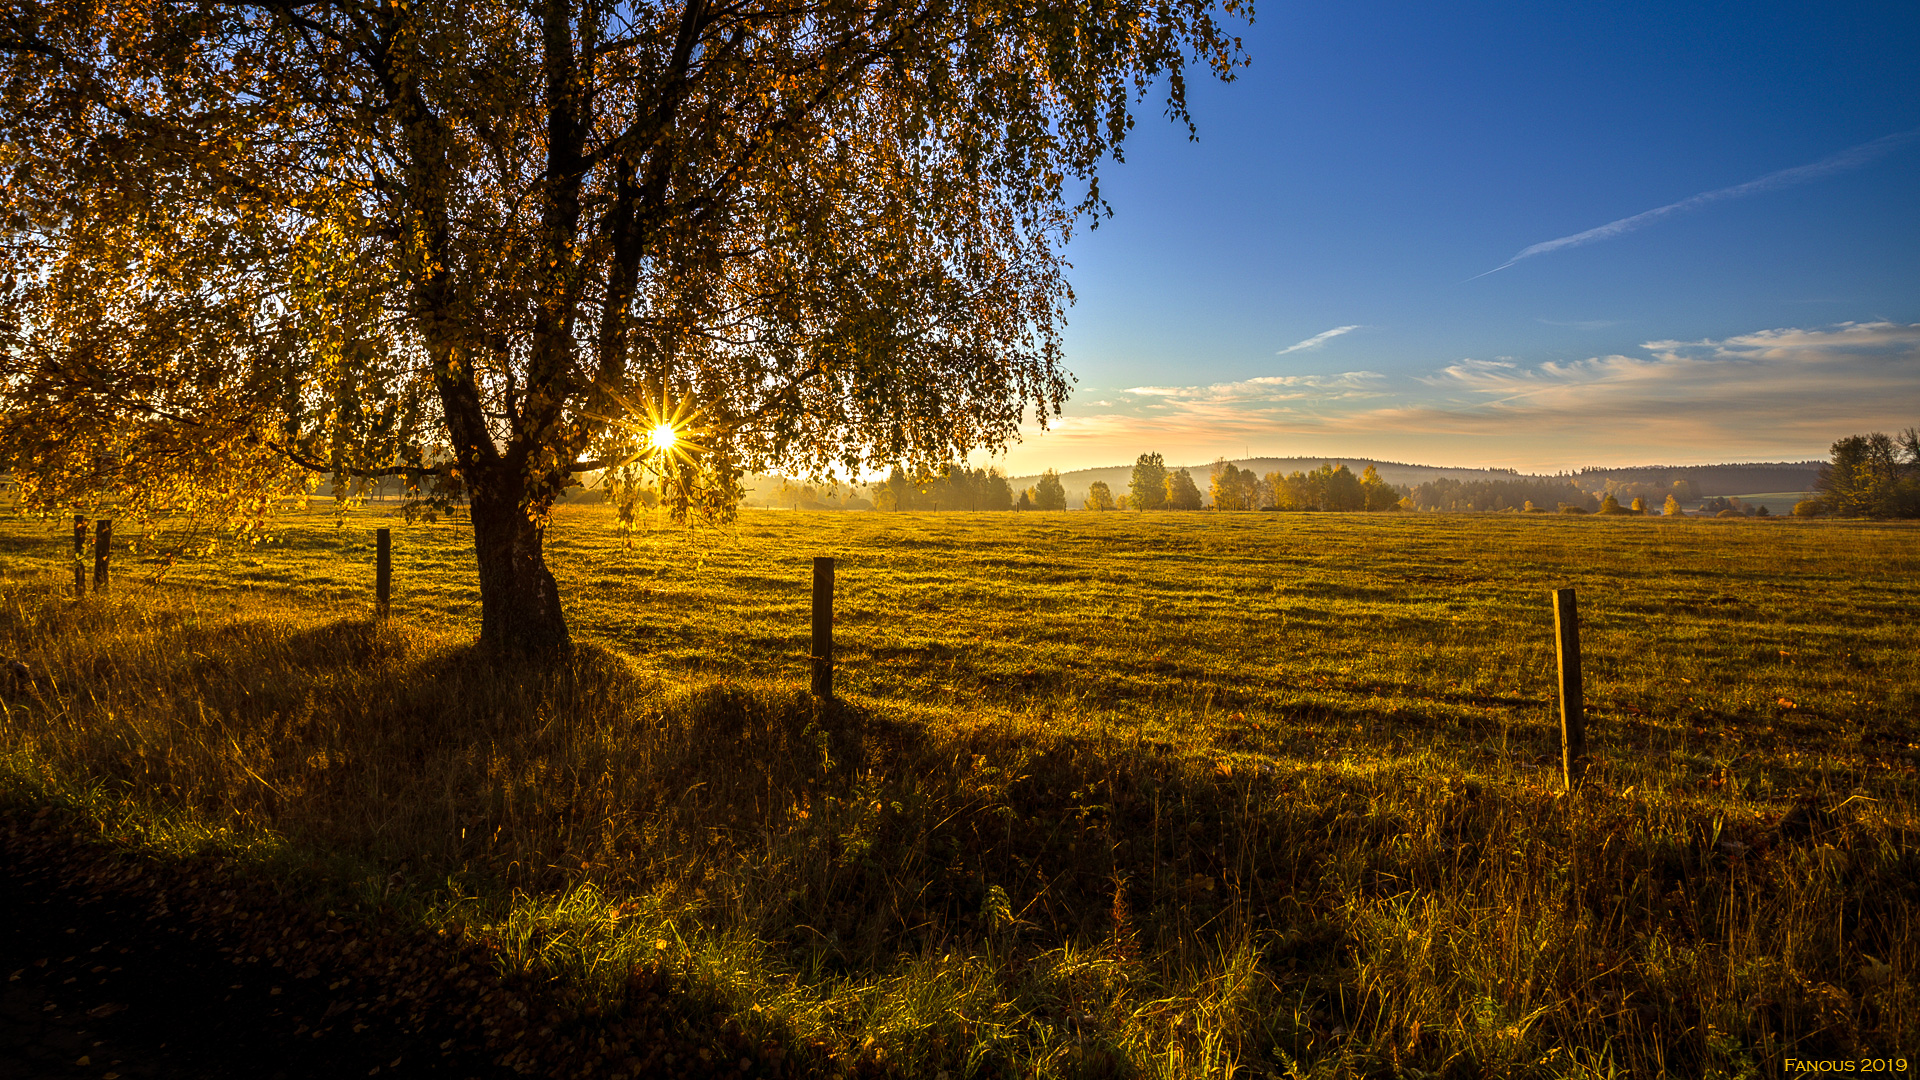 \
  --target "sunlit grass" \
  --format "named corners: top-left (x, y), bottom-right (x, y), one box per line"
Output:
top-left (0, 507), bottom-right (1914, 1076)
